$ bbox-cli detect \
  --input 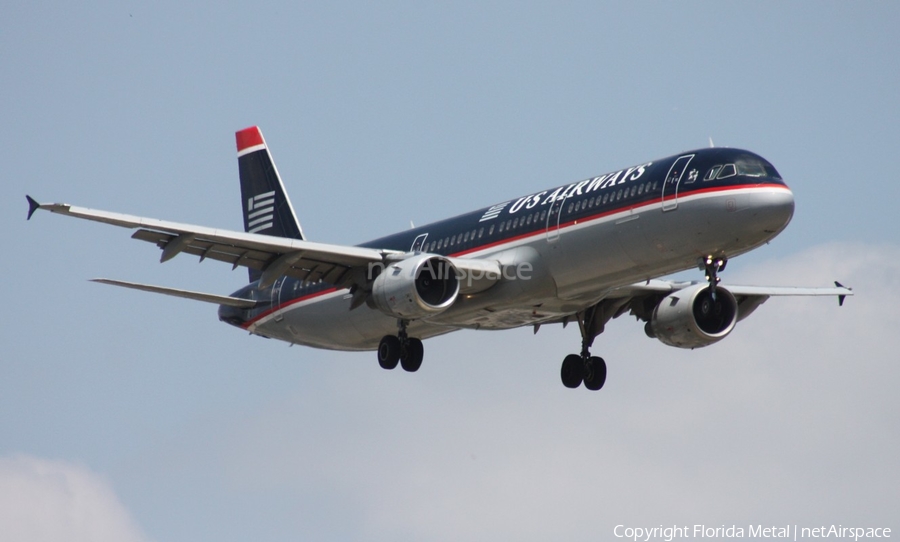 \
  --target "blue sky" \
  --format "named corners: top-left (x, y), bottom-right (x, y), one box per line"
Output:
top-left (2, 2), bottom-right (898, 541)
